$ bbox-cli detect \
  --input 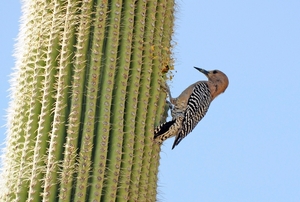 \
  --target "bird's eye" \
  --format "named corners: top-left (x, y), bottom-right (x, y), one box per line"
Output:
top-left (213, 70), bottom-right (218, 74)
